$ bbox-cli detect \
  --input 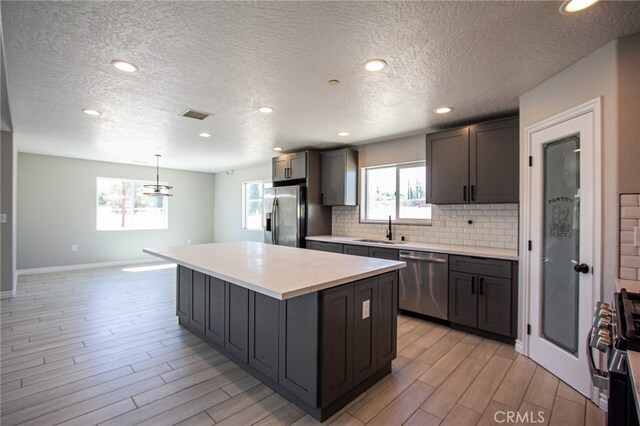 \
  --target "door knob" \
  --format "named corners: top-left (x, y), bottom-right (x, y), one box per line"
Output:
top-left (574, 263), bottom-right (590, 274)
